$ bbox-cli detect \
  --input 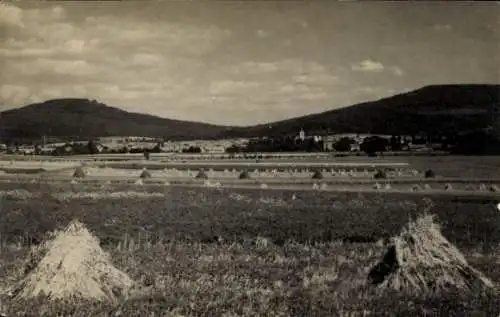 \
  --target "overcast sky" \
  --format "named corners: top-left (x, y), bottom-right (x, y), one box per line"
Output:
top-left (0, 1), bottom-right (498, 126)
